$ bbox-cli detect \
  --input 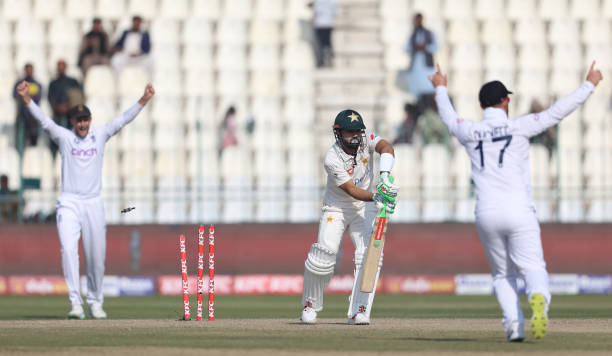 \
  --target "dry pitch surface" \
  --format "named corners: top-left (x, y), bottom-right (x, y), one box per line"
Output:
top-left (1, 295), bottom-right (611, 354)
top-left (1, 318), bottom-right (611, 355)
top-left (3, 317), bottom-right (612, 332)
